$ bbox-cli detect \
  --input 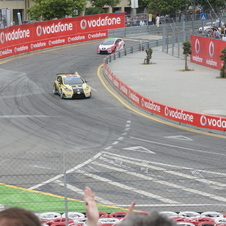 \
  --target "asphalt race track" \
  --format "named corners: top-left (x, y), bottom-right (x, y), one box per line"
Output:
top-left (0, 38), bottom-right (226, 213)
